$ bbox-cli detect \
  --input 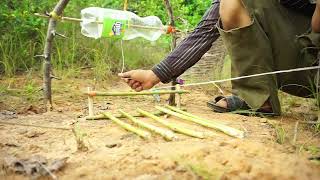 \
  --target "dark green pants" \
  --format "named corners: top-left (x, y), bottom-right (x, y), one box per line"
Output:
top-left (217, 0), bottom-right (319, 115)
